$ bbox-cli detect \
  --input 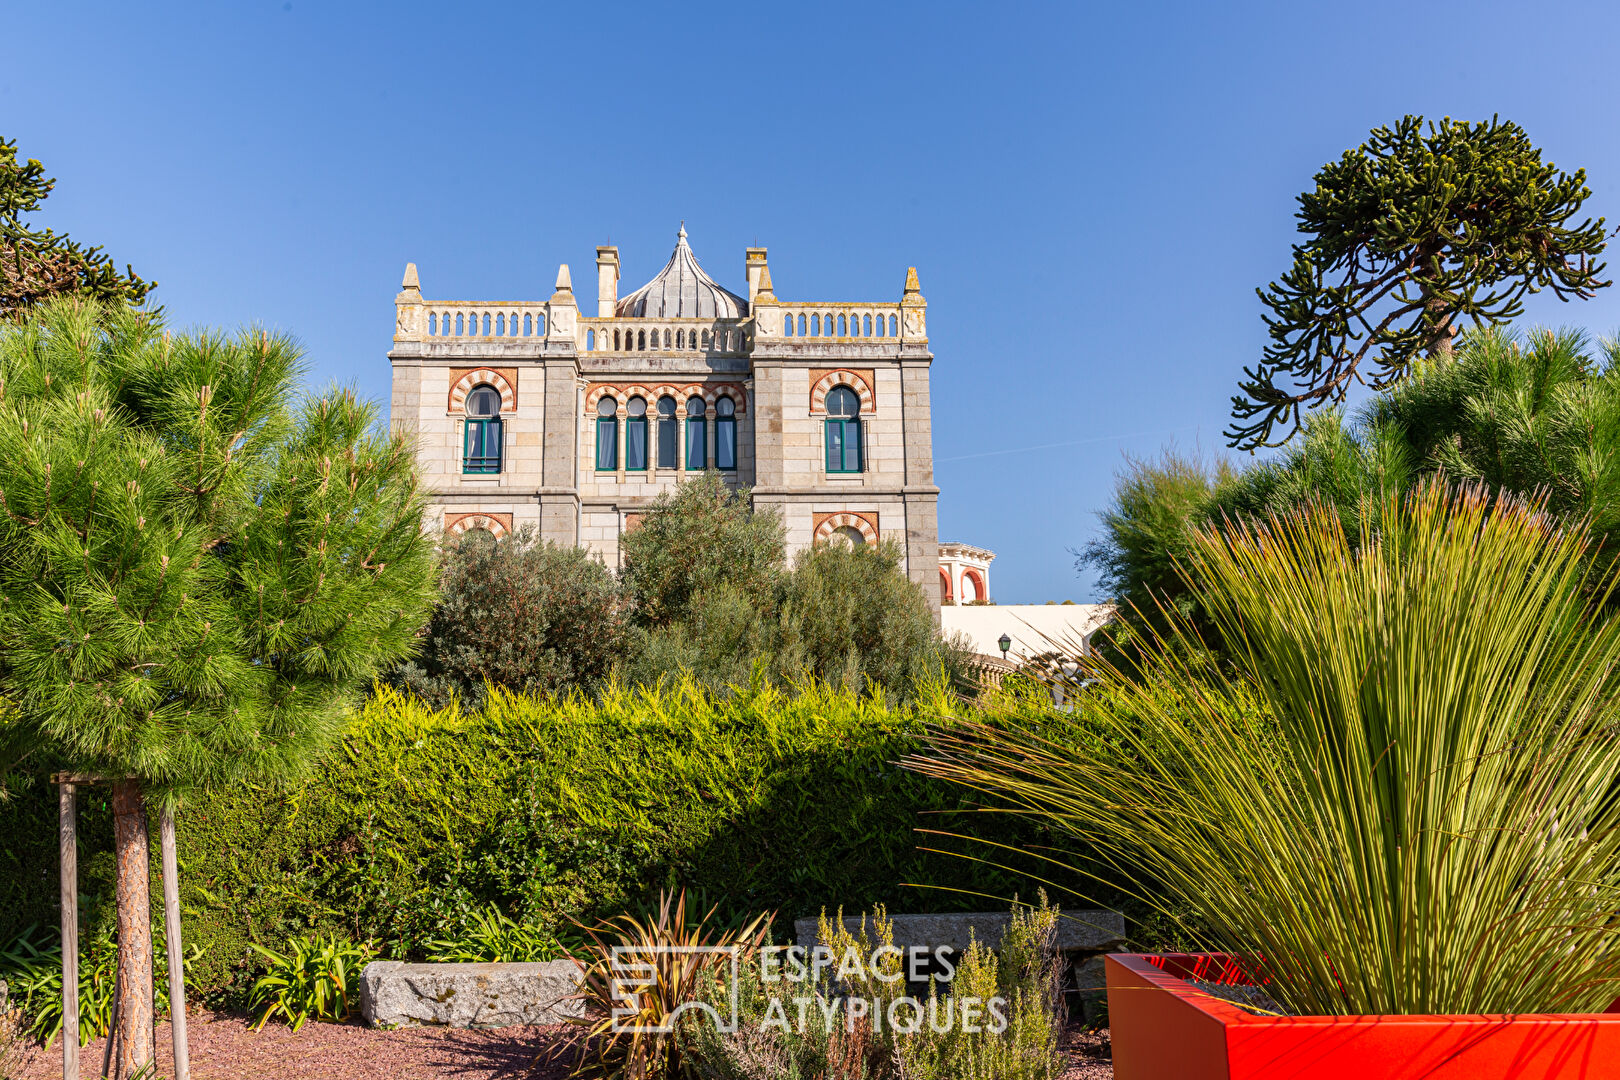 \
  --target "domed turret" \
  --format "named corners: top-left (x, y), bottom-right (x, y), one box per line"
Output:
top-left (616, 225), bottom-right (749, 318)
